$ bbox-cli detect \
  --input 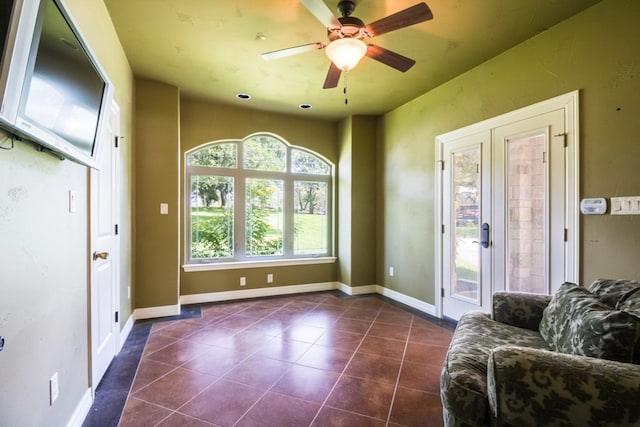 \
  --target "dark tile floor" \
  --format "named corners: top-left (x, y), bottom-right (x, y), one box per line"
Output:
top-left (98, 292), bottom-right (455, 426)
